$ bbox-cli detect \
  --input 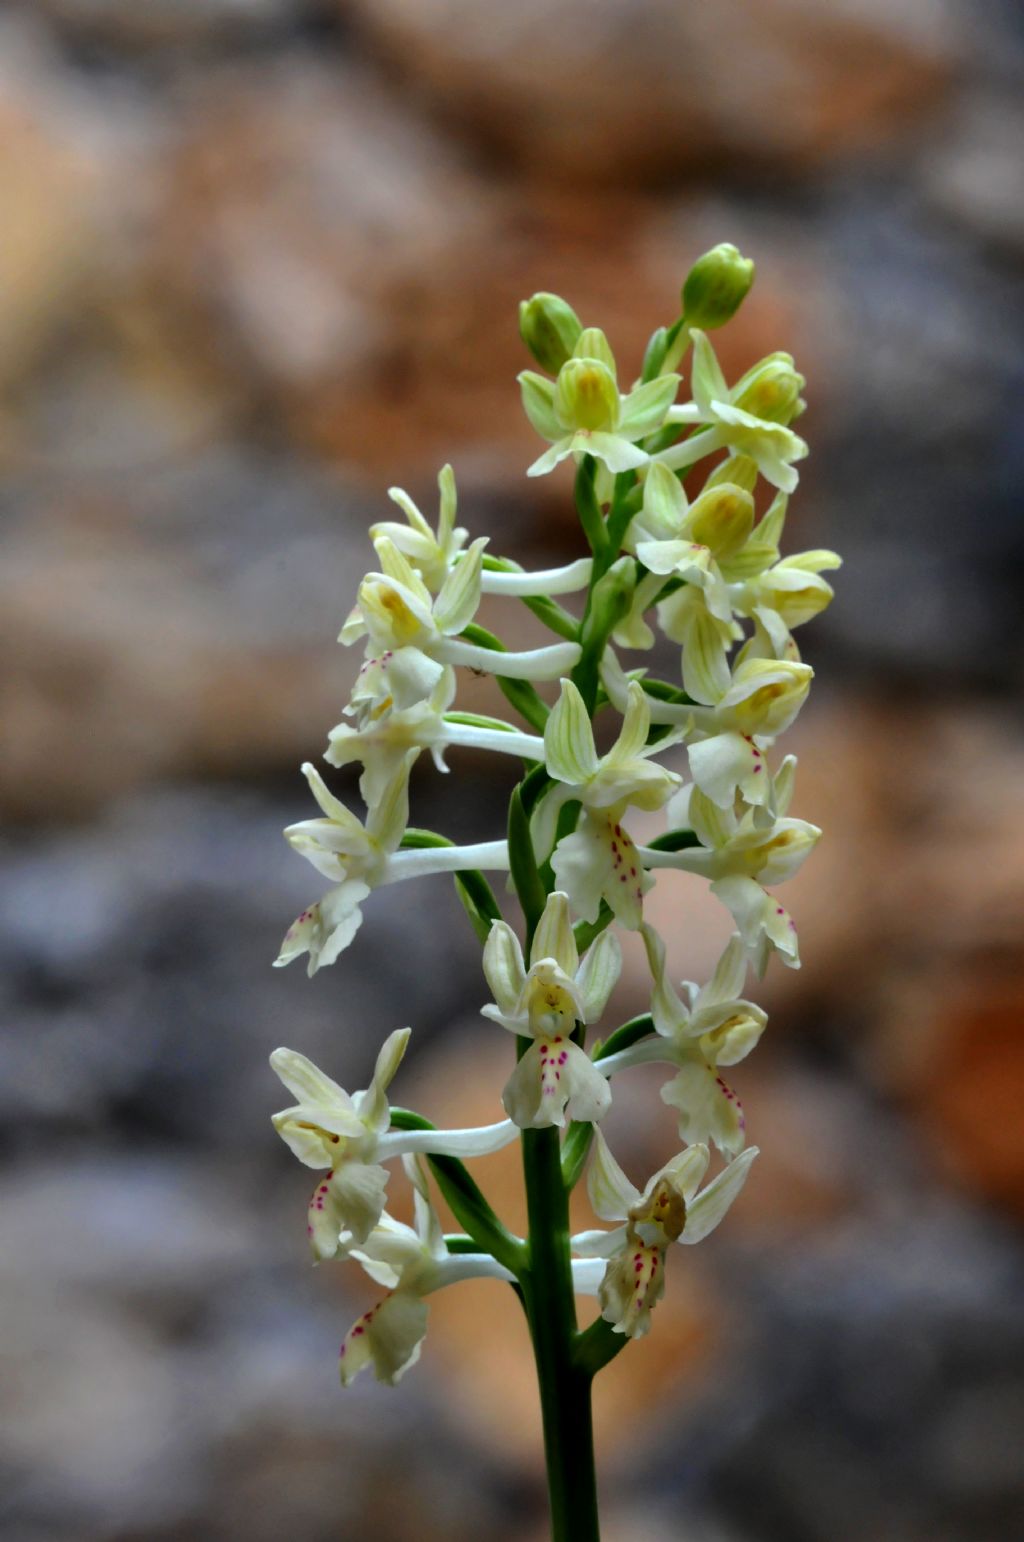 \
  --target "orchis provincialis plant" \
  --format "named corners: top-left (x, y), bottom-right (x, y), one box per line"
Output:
top-left (269, 249), bottom-right (840, 1542)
